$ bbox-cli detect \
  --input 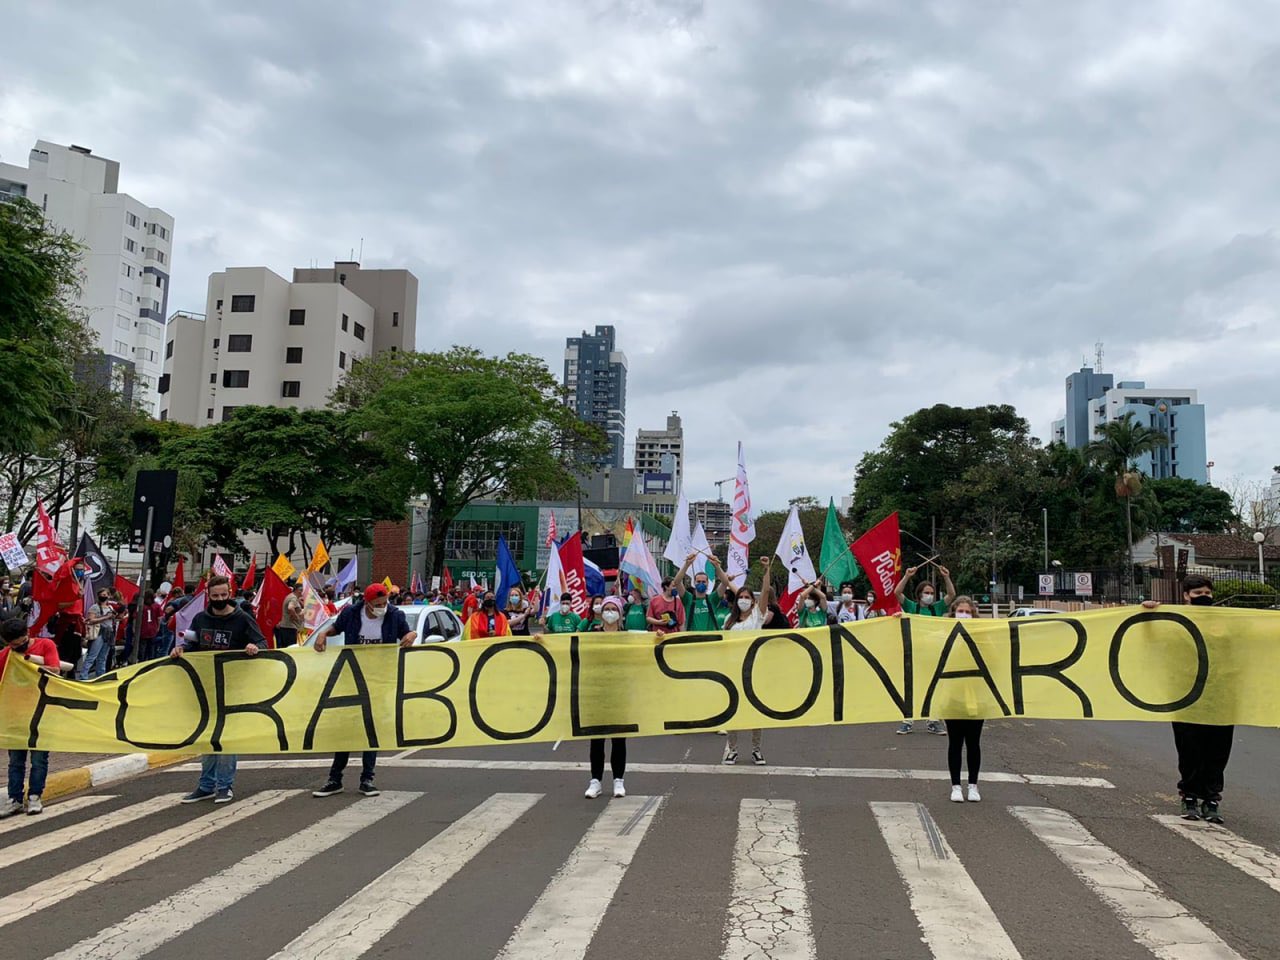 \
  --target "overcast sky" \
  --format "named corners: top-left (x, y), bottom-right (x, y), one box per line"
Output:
top-left (5, 1), bottom-right (1279, 511)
